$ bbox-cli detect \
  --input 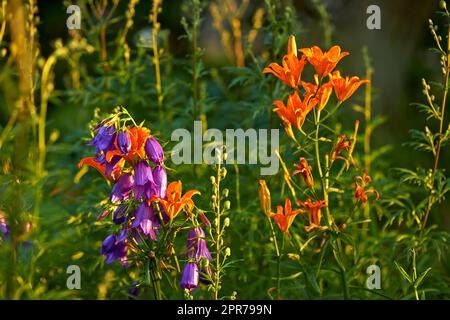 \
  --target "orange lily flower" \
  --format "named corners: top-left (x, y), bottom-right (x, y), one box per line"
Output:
top-left (157, 181), bottom-right (200, 221)
top-left (354, 171), bottom-right (379, 204)
top-left (273, 91), bottom-right (317, 135)
top-left (296, 199), bottom-right (327, 232)
top-left (78, 156), bottom-right (122, 182)
top-left (270, 198), bottom-right (304, 233)
top-left (299, 45), bottom-right (349, 78)
top-left (263, 35), bottom-right (307, 88)
top-left (302, 78), bottom-right (333, 111)
top-left (293, 157), bottom-right (314, 189)
top-left (258, 180), bottom-right (272, 218)
top-left (330, 134), bottom-right (353, 169)
top-left (329, 71), bottom-right (369, 102)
